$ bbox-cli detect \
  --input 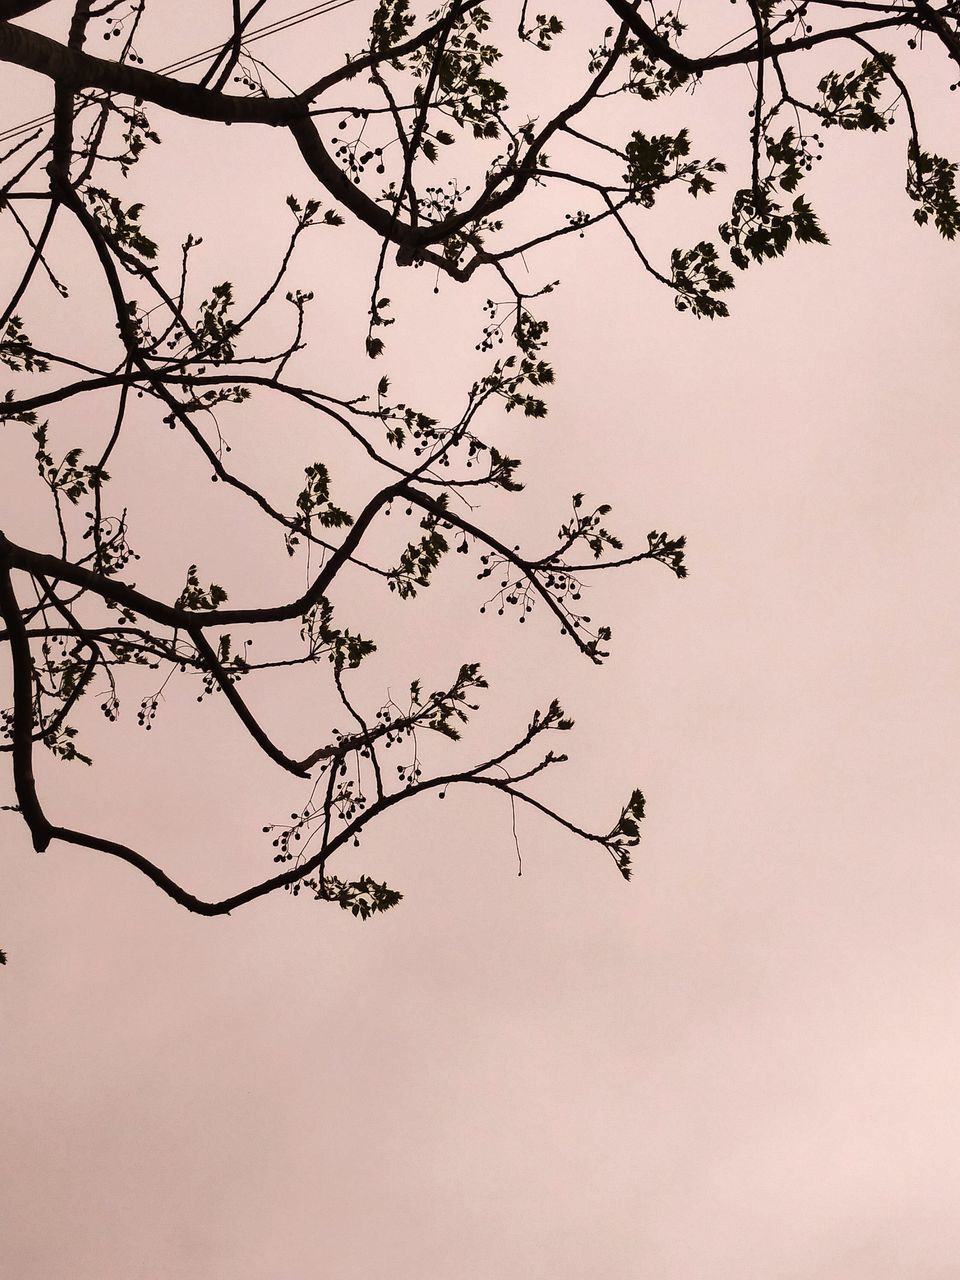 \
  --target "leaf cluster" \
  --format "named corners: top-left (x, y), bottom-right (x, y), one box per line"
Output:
top-left (388, 518), bottom-right (449, 598)
top-left (34, 424), bottom-right (108, 504)
top-left (604, 788), bottom-right (646, 881)
top-left (84, 186), bottom-right (158, 260)
top-left (624, 128), bottom-right (725, 208)
top-left (908, 149), bottom-right (960, 241)
top-left (1, 317), bottom-right (48, 374)
top-left (285, 462), bottom-right (354, 556)
top-left (818, 55), bottom-right (892, 133)
top-left (177, 565), bottom-right (229, 612)
top-left (720, 190), bottom-right (828, 271)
